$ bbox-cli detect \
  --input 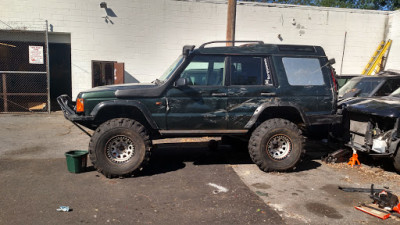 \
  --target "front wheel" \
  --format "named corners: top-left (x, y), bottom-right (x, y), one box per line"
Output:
top-left (393, 148), bottom-right (400, 173)
top-left (248, 118), bottom-right (305, 172)
top-left (89, 118), bottom-right (151, 178)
